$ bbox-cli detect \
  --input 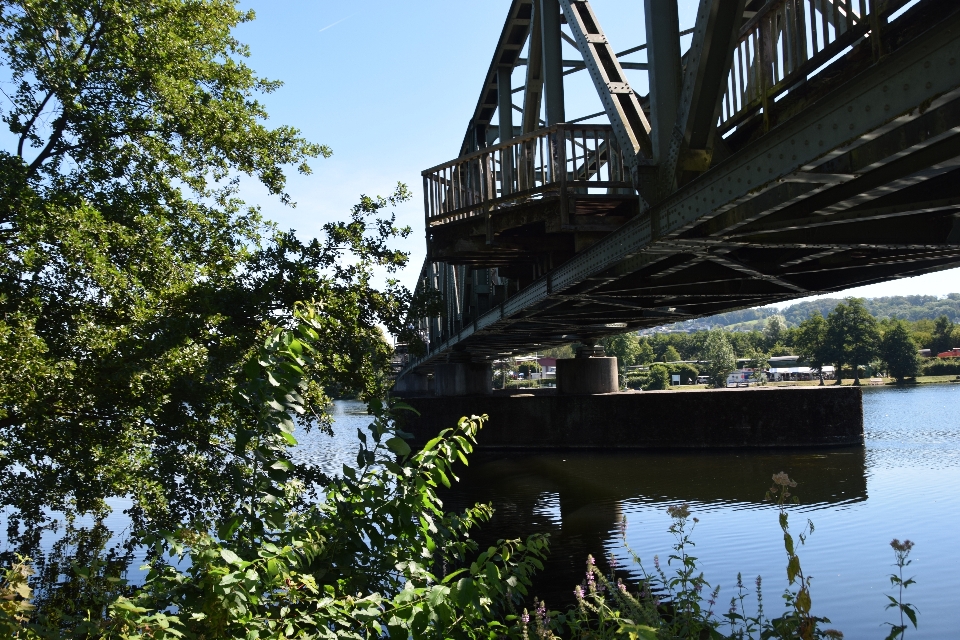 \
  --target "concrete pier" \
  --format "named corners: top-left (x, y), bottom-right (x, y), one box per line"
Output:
top-left (395, 386), bottom-right (863, 449)
top-left (433, 362), bottom-right (493, 396)
top-left (555, 345), bottom-right (618, 395)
